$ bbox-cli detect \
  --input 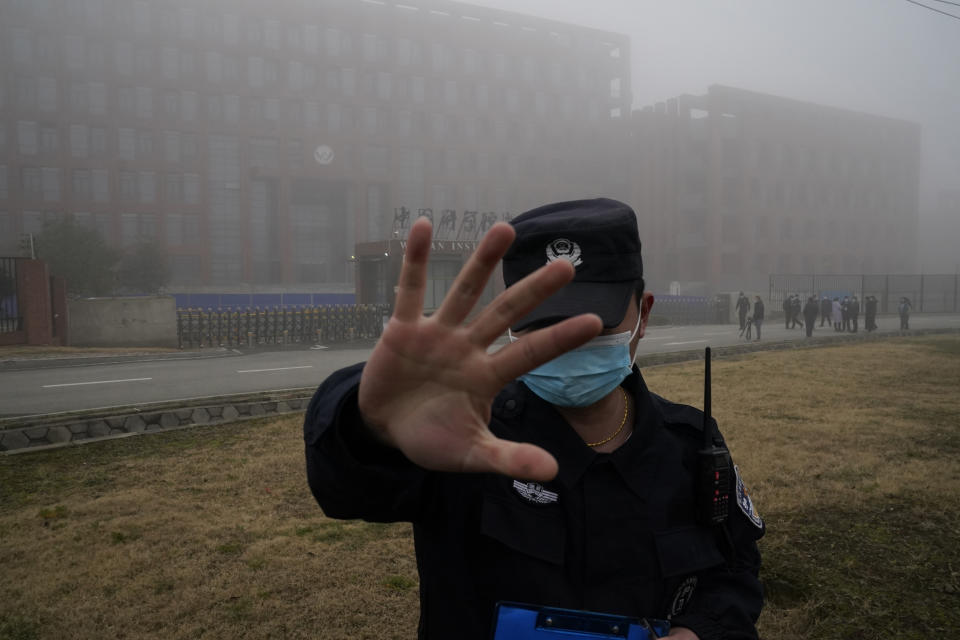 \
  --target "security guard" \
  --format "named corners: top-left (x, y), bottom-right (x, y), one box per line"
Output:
top-left (304, 199), bottom-right (764, 639)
